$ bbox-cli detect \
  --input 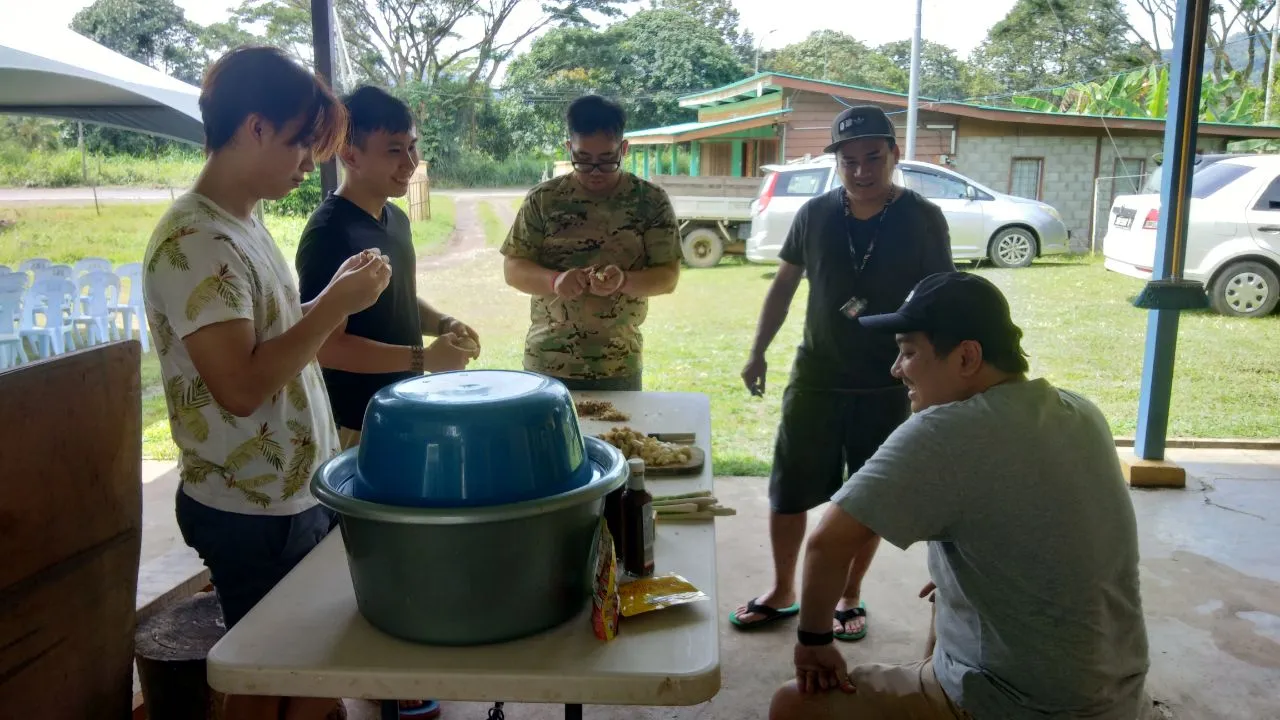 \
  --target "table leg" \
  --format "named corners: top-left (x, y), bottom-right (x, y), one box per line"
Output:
top-left (380, 700), bottom-right (399, 720)
top-left (565, 703), bottom-right (583, 720)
